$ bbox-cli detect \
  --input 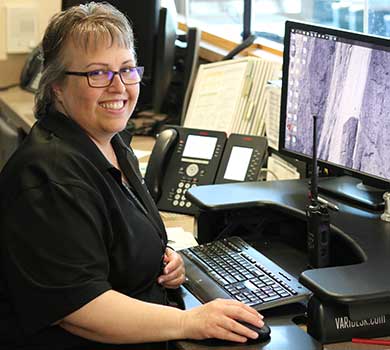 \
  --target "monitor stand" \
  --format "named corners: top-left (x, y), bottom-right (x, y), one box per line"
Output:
top-left (318, 176), bottom-right (385, 210)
